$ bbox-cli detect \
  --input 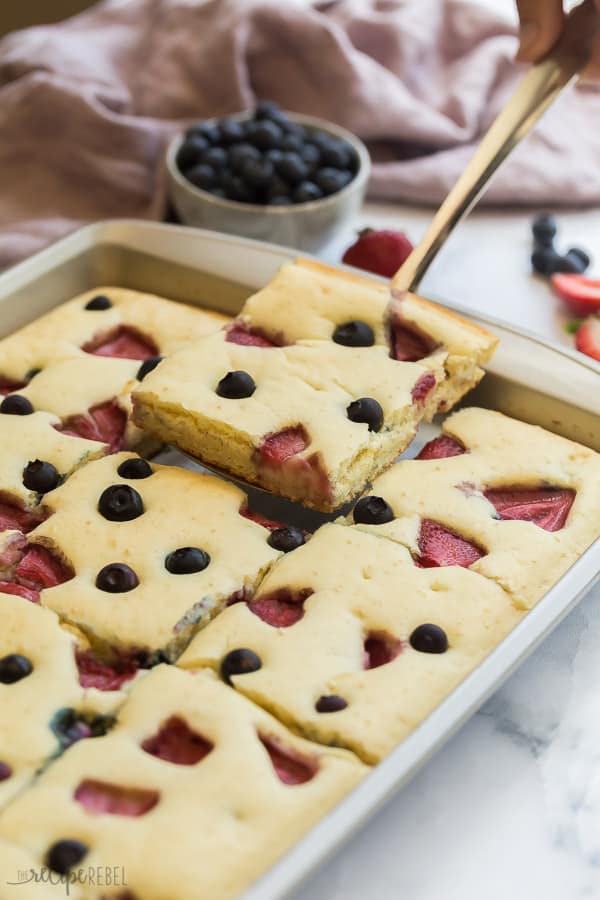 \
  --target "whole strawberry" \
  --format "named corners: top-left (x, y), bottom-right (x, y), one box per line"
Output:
top-left (575, 316), bottom-right (600, 362)
top-left (342, 228), bottom-right (413, 278)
